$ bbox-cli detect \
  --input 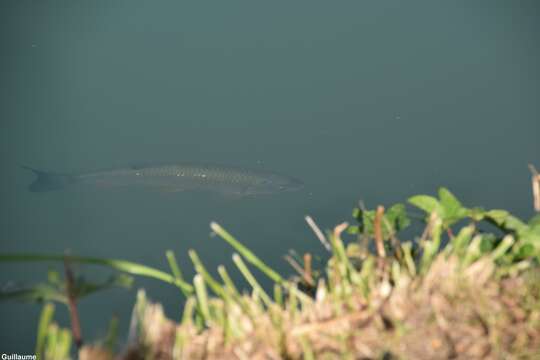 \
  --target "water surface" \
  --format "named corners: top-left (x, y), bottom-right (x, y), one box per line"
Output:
top-left (1, 0), bottom-right (539, 352)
